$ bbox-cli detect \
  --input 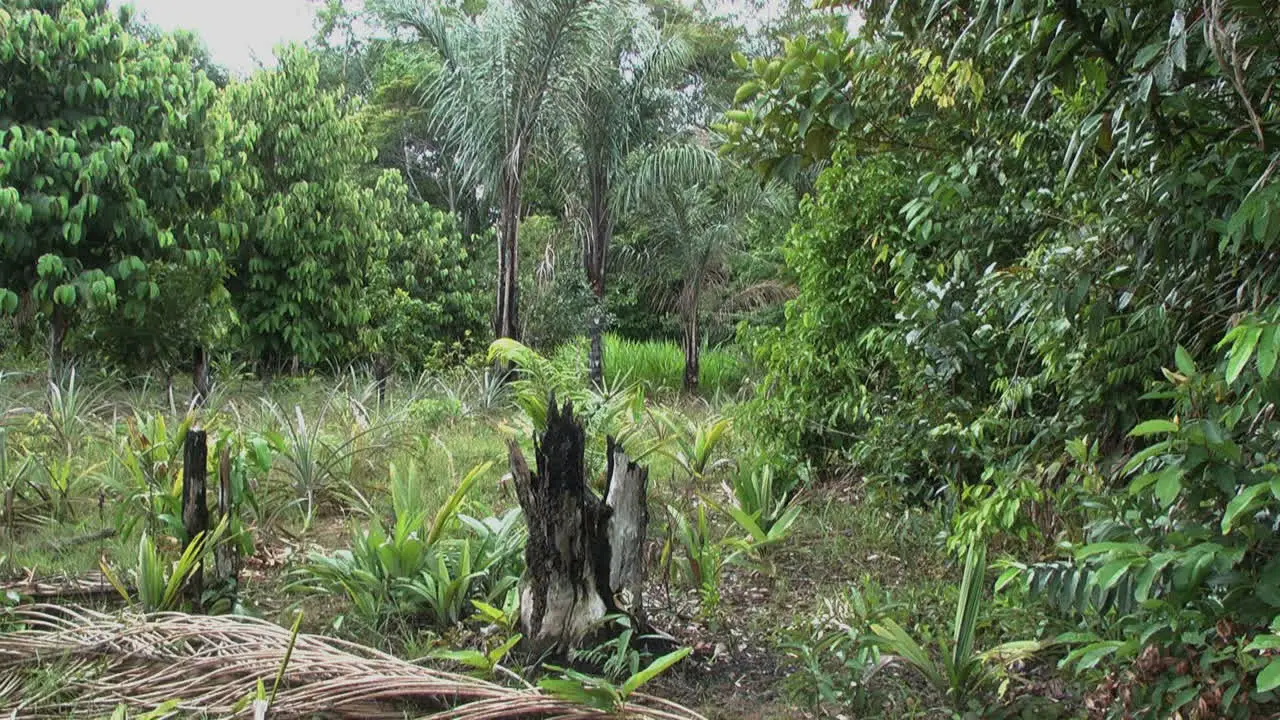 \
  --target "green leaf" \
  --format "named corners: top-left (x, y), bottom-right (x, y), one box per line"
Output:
top-left (1122, 439), bottom-right (1171, 475)
top-left (1260, 326), bottom-right (1280, 378)
top-left (1174, 345), bottom-right (1197, 375)
top-left (733, 81), bottom-right (762, 104)
top-left (1227, 326), bottom-right (1263, 384)
top-left (1135, 553), bottom-right (1176, 602)
top-left (621, 647), bottom-right (692, 697)
top-left (1129, 419), bottom-right (1178, 437)
top-left (1245, 635), bottom-right (1280, 652)
top-left (995, 566), bottom-right (1023, 593)
top-left (1223, 483), bottom-right (1271, 533)
top-left (1132, 43), bottom-right (1162, 69)
top-left (1071, 641), bottom-right (1122, 672)
top-left (427, 461), bottom-right (493, 546)
top-left (1258, 658), bottom-right (1280, 693)
top-left (1155, 470), bottom-right (1182, 507)
top-left (1074, 542), bottom-right (1151, 560)
top-left (1096, 560), bottom-right (1133, 592)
